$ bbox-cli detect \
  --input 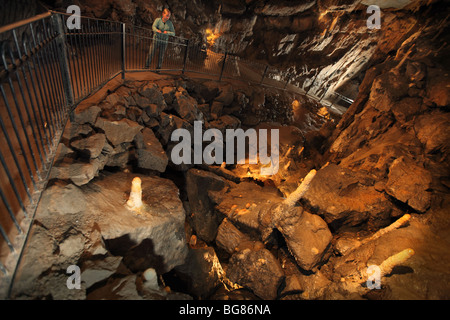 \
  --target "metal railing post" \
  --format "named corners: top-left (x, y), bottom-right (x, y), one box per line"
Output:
top-left (219, 50), bottom-right (228, 82)
top-left (52, 14), bottom-right (74, 107)
top-left (284, 74), bottom-right (291, 90)
top-left (121, 23), bottom-right (126, 79)
top-left (182, 39), bottom-right (189, 75)
top-left (260, 65), bottom-right (269, 85)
